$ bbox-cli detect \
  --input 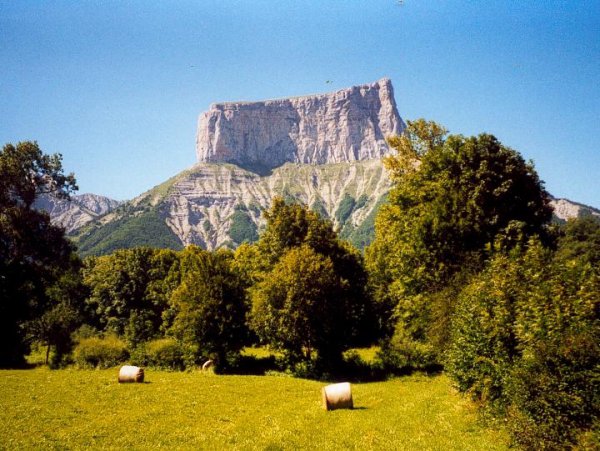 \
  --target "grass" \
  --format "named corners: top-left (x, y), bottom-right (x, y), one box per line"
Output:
top-left (0, 368), bottom-right (509, 450)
